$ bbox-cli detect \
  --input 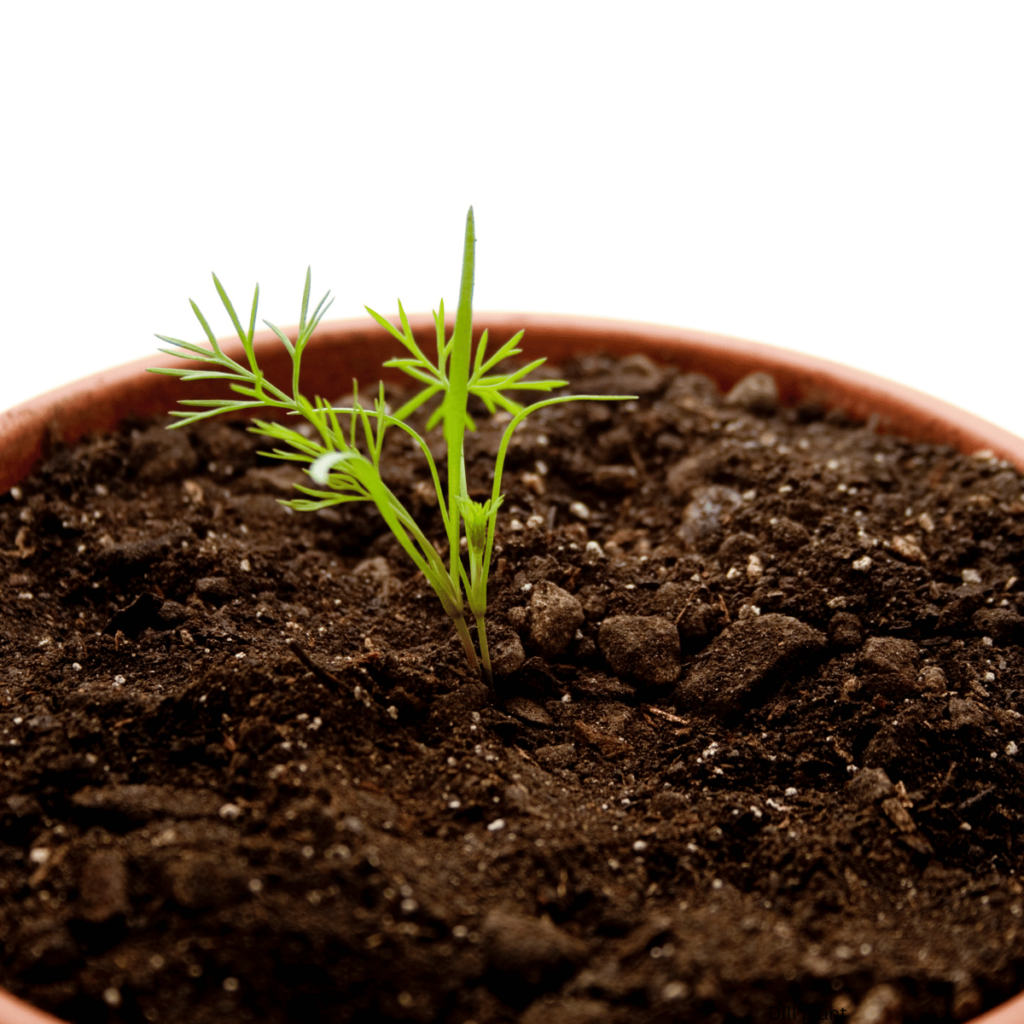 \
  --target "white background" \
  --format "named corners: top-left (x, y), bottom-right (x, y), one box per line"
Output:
top-left (2, 3), bottom-right (1022, 437)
